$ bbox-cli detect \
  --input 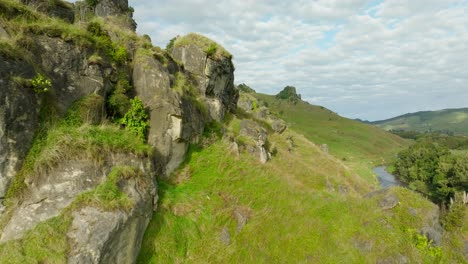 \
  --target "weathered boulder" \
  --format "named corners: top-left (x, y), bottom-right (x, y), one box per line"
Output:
top-left (172, 41), bottom-right (238, 121)
top-left (365, 189), bottom-right (399, 210)
top-left (67, 168), bottom-right (156, 263)
top-left (0, 154), bottom-right (155, 243)
top-left (240, 120), bottom-right (270, 163)
top-left (271, 119), bottom-right (287, 134)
